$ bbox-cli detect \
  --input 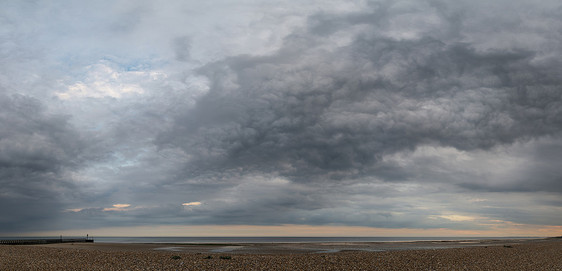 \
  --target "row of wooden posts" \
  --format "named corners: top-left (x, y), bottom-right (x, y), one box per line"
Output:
top-left (0, 236), bottom-right (93, 245)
